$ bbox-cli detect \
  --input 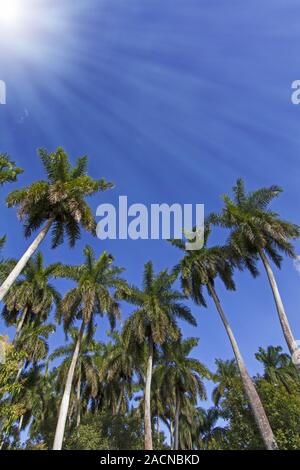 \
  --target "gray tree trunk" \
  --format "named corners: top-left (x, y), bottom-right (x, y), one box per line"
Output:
top-left (0, 220), bottom-right (53, 302)
top-left (170, 420), bottom-right (174, 450)
top-left (208, 282), bottom-right (278, 450)
top-left (259, 249), bottom-right (300, 370)
top-left (115, 388), bottom-right (123, 415)
top-left (53, 320), bottom-right (85, 450)
top-left (174, 394), bottom-right (180, 450)
top-left (76, 371), bottom-right (81, 428)
top-left (13, 307), bottom-right (28, 344)
top-left (144, 339), bottom-right (153, 450)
